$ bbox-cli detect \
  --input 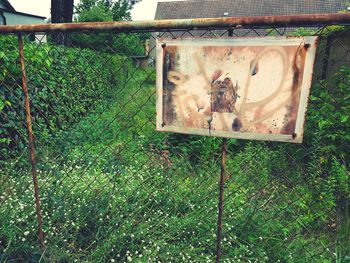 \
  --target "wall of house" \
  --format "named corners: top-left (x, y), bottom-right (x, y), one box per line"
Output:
top-left (3, 12), bottom-right (44, 25)
top-left (0, 13), bottom-right (4, 25)
top-left (0, 0), bottom-right (7, 25)
top-left (3, 12), bottom-right (46, 43)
